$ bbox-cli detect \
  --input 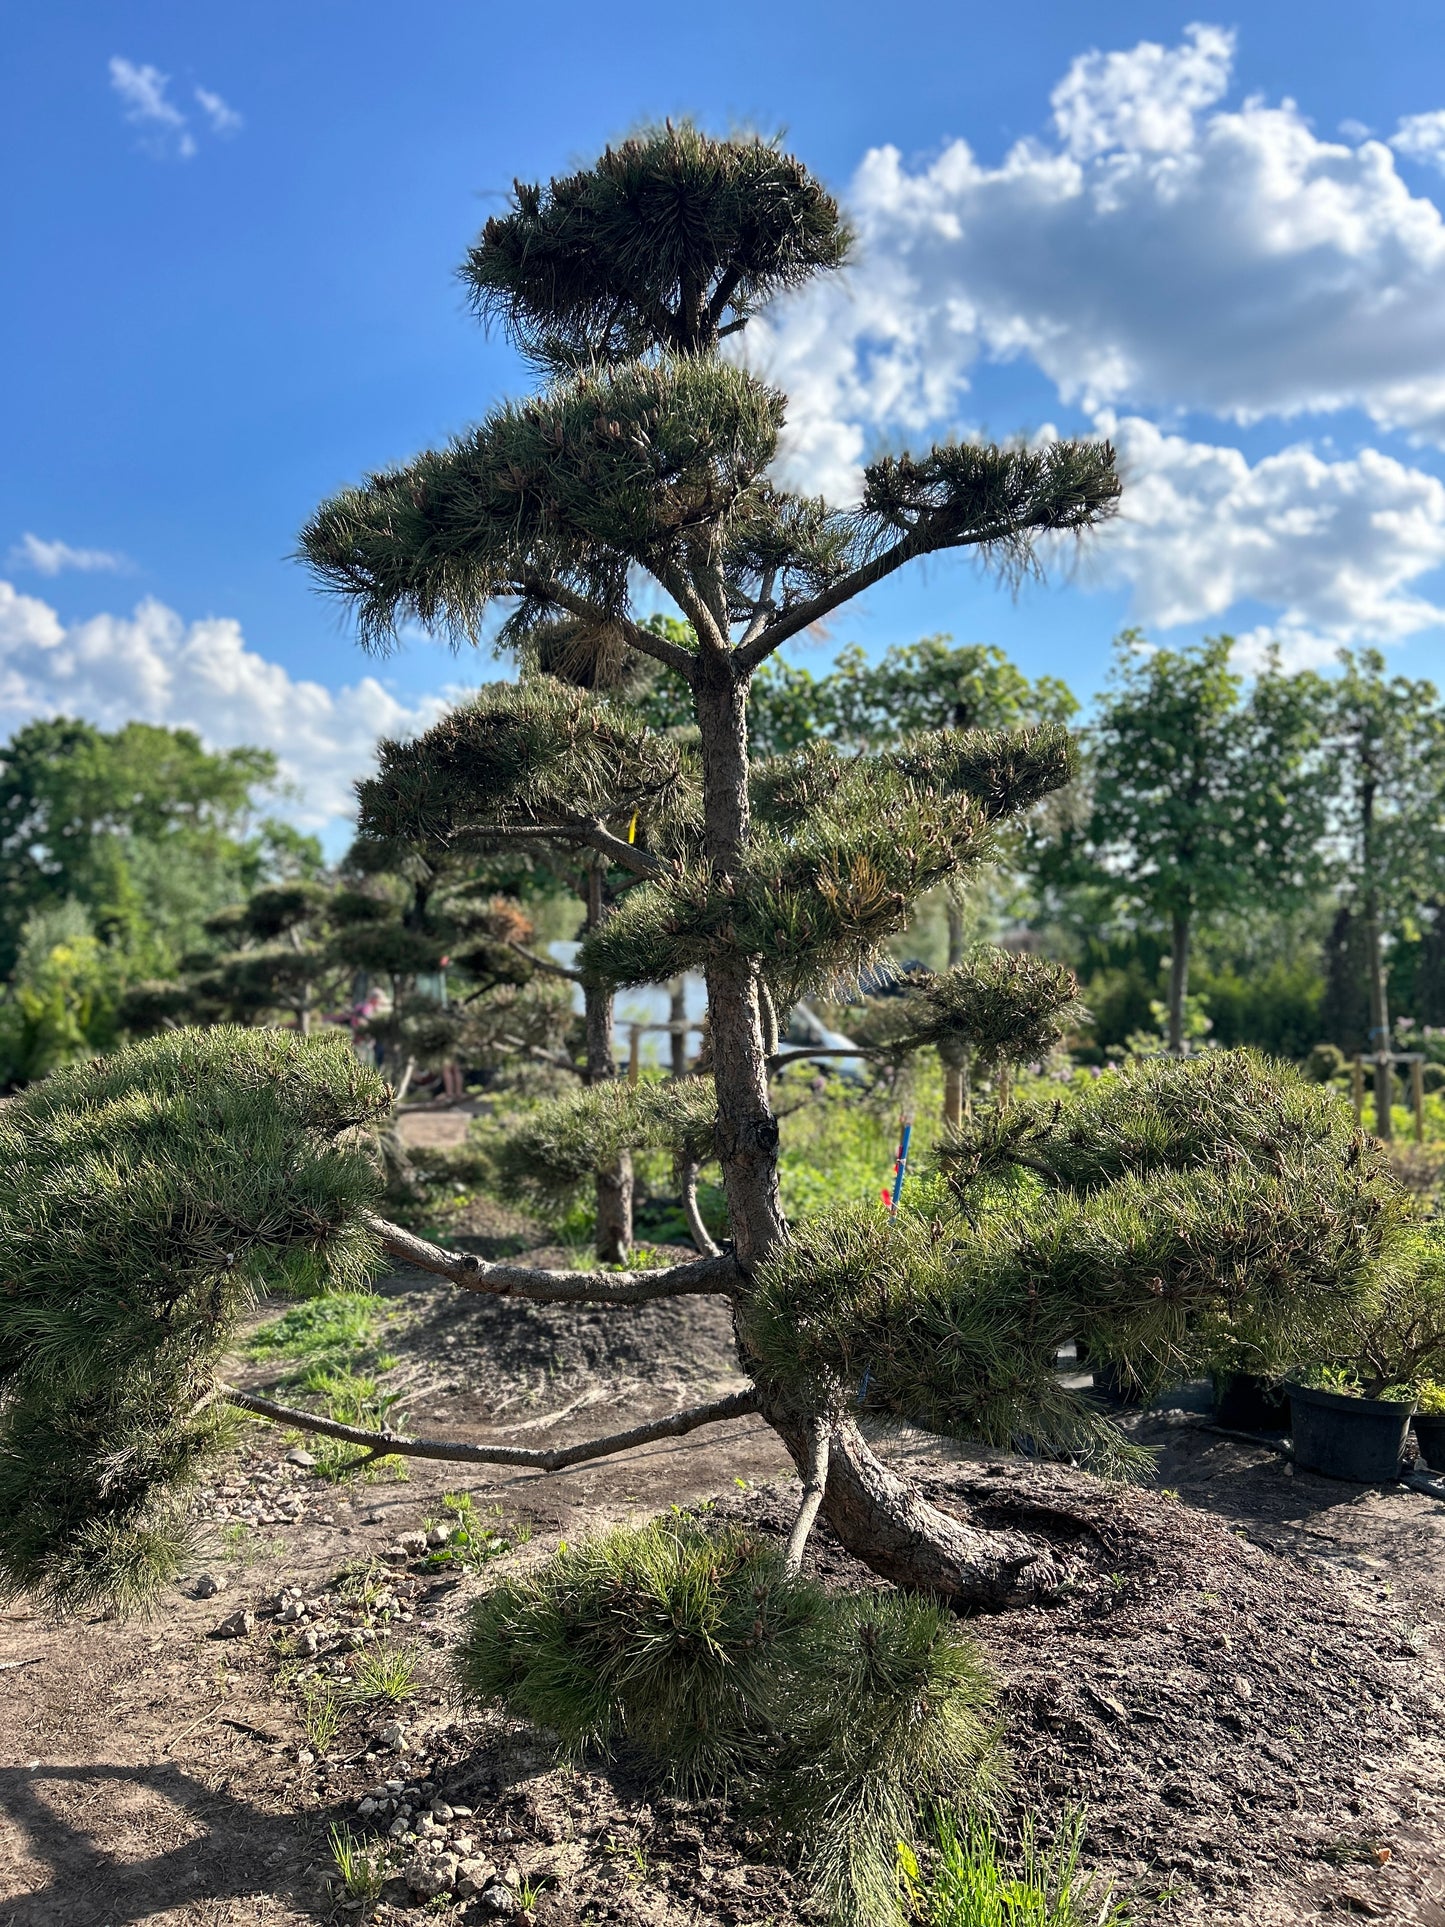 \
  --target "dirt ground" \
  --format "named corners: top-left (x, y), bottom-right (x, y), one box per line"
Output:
top-left (4, 1189), bottom-right (1445, 1926)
